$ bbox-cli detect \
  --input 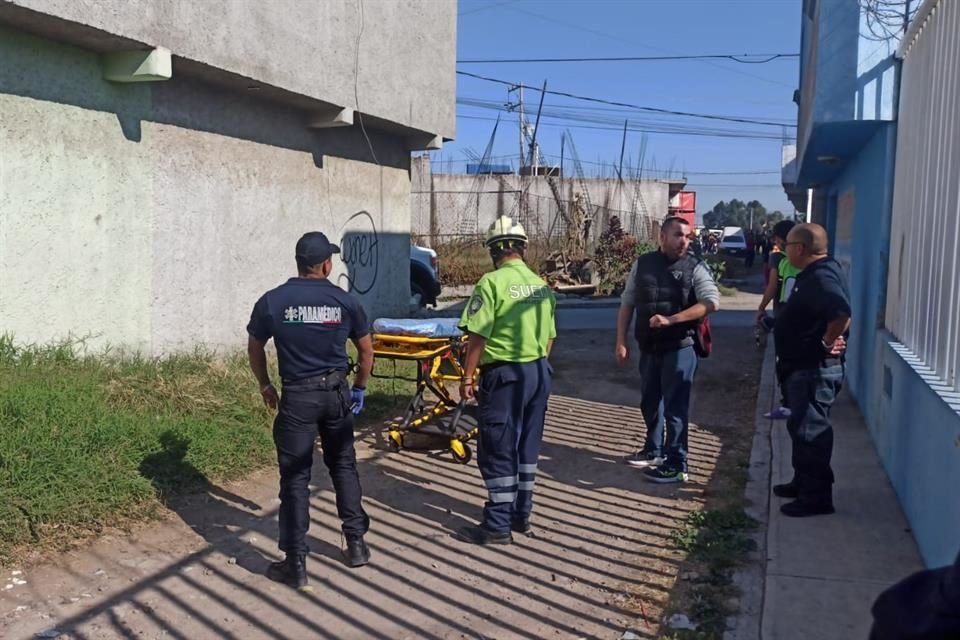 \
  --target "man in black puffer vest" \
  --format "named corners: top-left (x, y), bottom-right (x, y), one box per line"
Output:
top-left (616, 217), bottom-right (720, 483)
